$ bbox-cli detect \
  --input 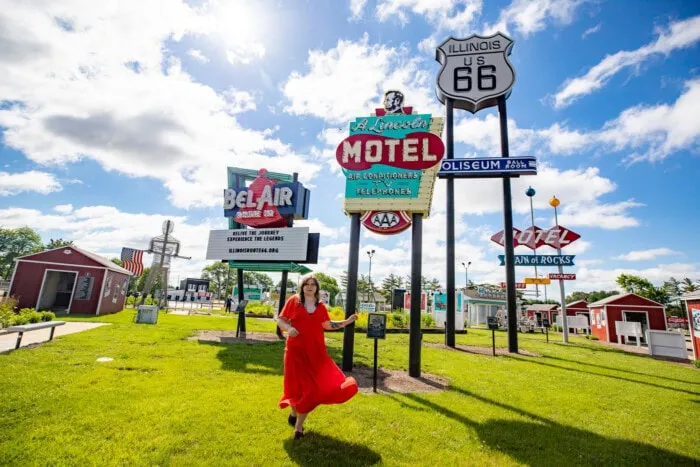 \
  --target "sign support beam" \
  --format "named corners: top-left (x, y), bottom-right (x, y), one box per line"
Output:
top-left (445, 97), bottom-right (456, 348)
top-left (409, 213), bottom-right (423, 377)
top-left (498, 96), bottom-right (518, 354)
top-left (342, 213), bottom-right (361, 371)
